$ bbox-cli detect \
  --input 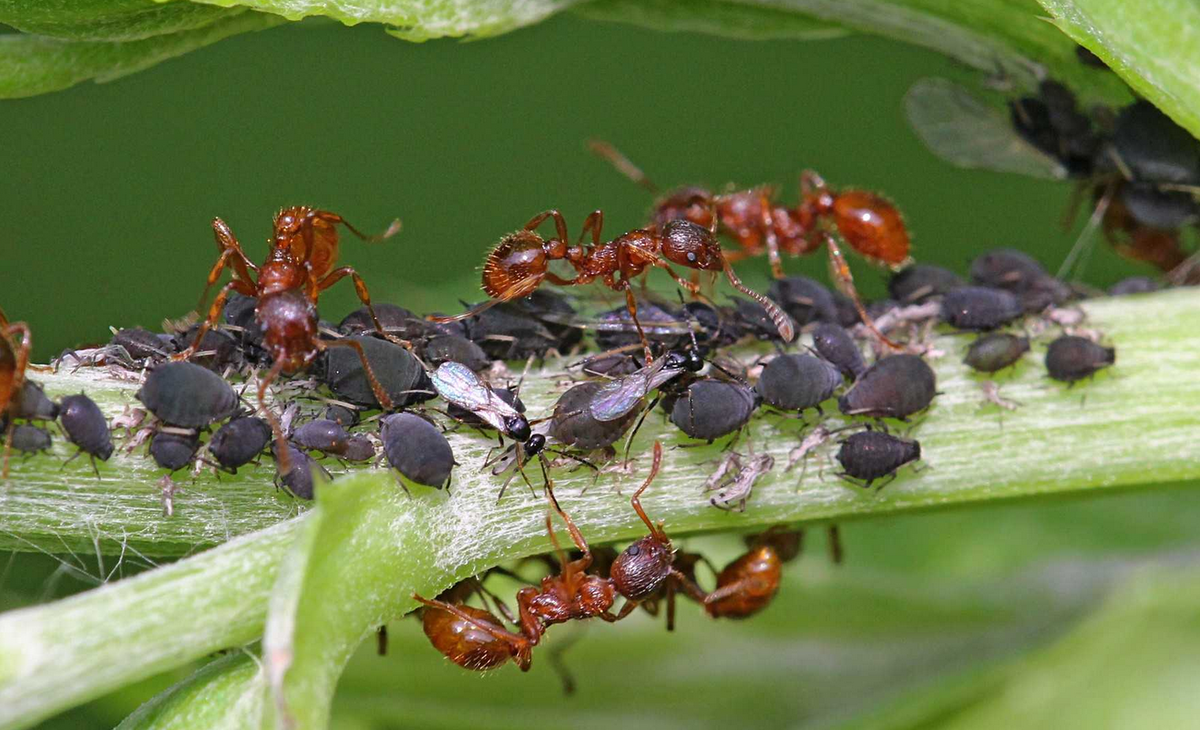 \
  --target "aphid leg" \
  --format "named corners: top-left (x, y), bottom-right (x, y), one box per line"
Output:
top-left (758, 191), bottom-right (785, 279)
top-left (826, 525), bottom-right (843, 565)
top-left (318, 338), bottom-right (395, 411)
top-left (257, 358), bottom-right (291, 474)
top-left (1057, 180), bottom-right (1116, 282)
top-left (174, 281), bottom-right (251, 362)
top-left (820, 232), bottom-right (901, 350)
